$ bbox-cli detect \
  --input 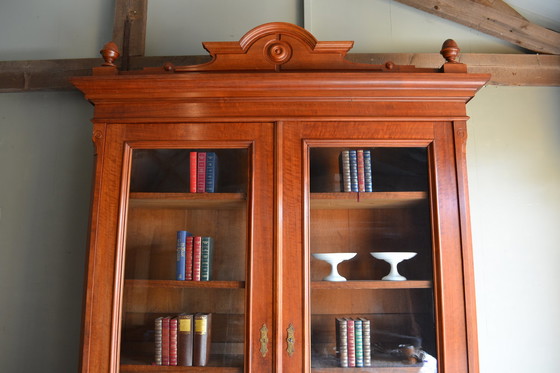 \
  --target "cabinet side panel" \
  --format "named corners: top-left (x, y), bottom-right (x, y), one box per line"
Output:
top-left (431, 122), bottom-right (469, 372)
top-left (452, 120), bottom-right (479, 373)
